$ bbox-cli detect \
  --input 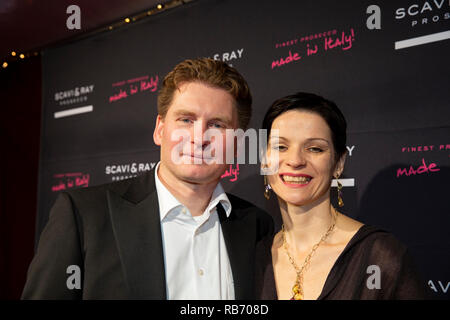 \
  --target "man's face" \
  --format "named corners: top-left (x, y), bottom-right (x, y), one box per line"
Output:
top-left (153, 81), bottom-right (239, 185)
